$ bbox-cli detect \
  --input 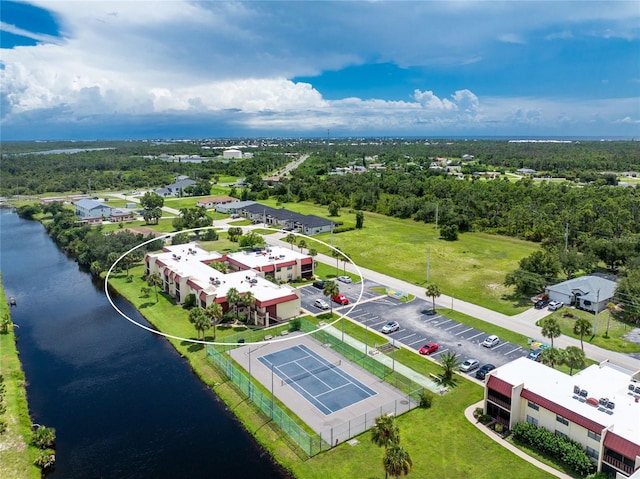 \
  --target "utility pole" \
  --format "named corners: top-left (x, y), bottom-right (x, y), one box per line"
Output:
top-left (593, 289), bottom-right (600, 335)
top-left (564, 223), bottom-right (569, 253)
top-left (426, 246), bottom-right (431, 282)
